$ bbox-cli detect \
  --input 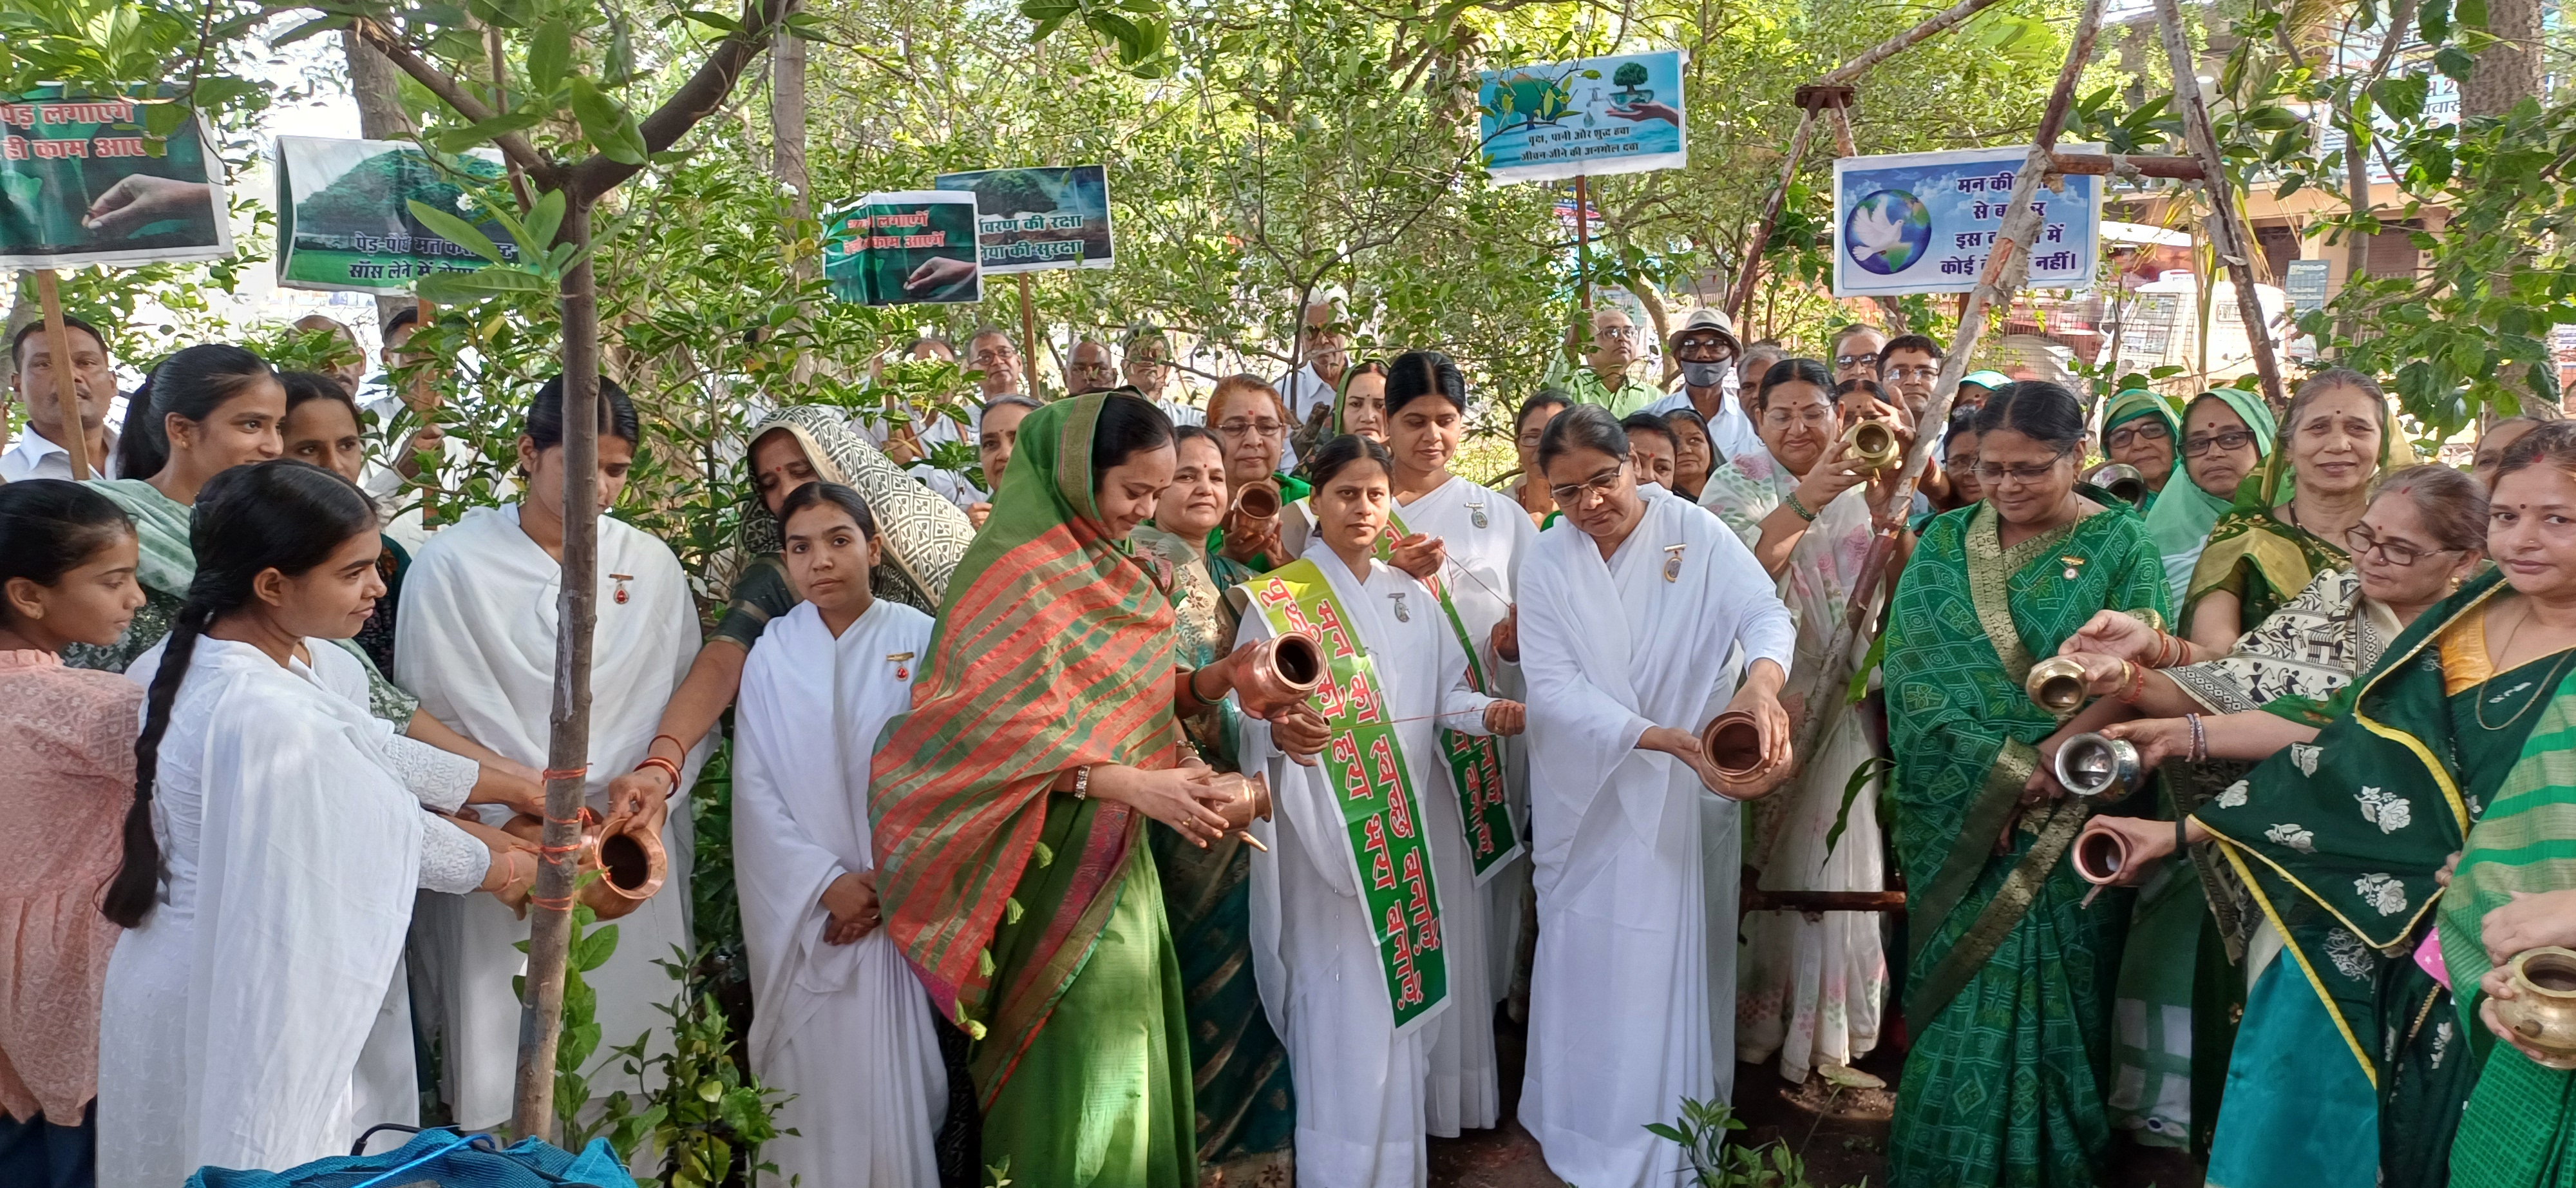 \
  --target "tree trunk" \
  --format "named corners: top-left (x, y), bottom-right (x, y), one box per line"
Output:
top-left (512, 195), bottom-right (601, 1143)
top-left (771, 4), bottom-right (814, 381)
top-left (2462, 0), bottom-right (2540, 121)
